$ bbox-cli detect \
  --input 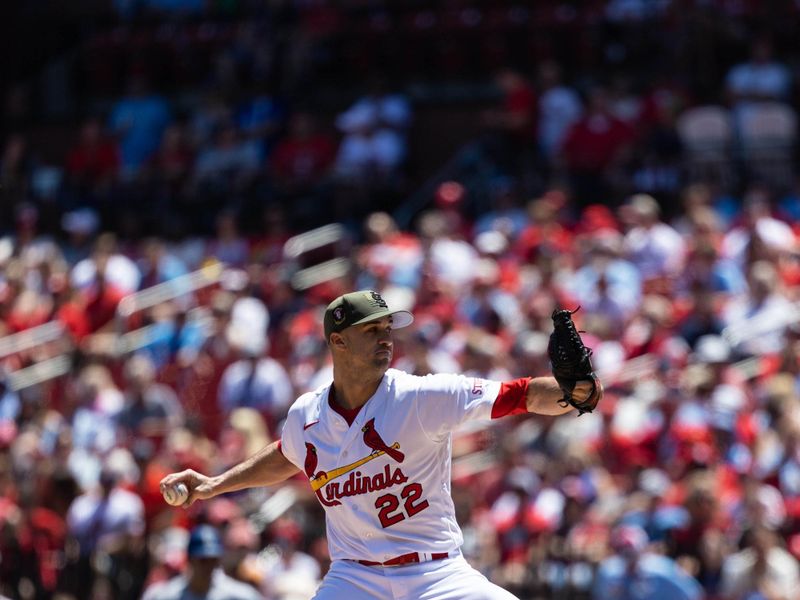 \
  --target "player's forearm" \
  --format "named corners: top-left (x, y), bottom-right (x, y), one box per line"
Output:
top-left (525, 376), bottom-right (574, 415)
top-left (210, 440), bottom-right (300, 495)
